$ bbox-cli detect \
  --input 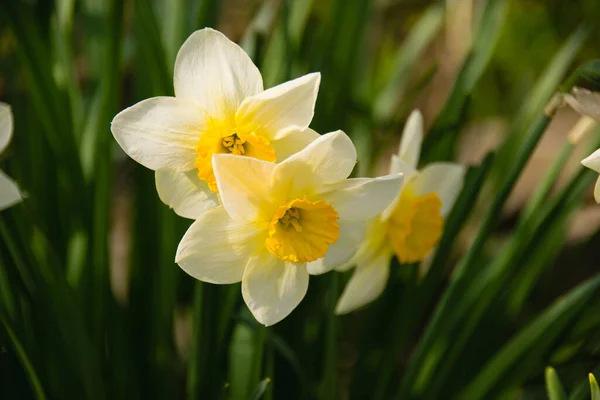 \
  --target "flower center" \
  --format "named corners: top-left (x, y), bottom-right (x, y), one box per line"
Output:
top-left (195, 119), bottom-right (276, 192)
top-left (222, 134), bottom-right (246, 155)
top-left (386, 186), bottom-right (443, 263)
top-left (265, 197), bottom-right (340, 263)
